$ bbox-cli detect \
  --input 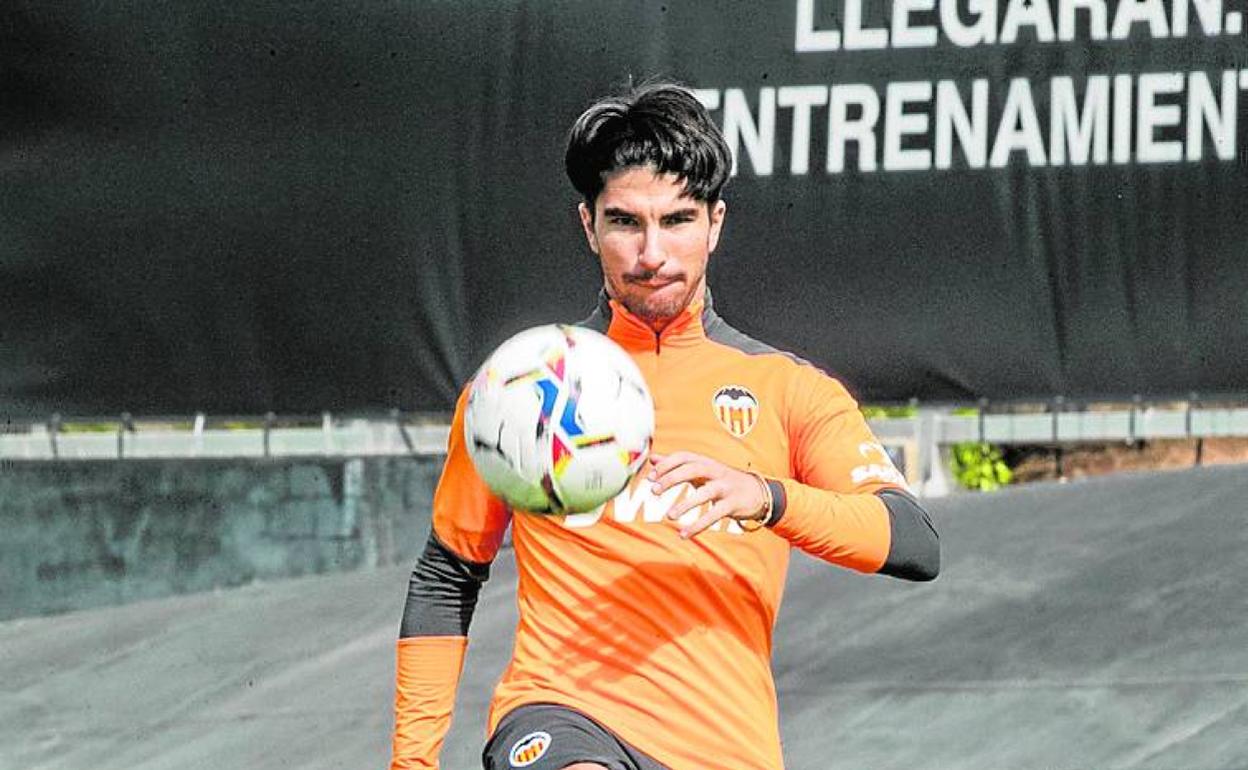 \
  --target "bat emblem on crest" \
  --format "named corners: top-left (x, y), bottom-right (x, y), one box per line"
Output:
top-left (712, 385), bottom-right (760, 438)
